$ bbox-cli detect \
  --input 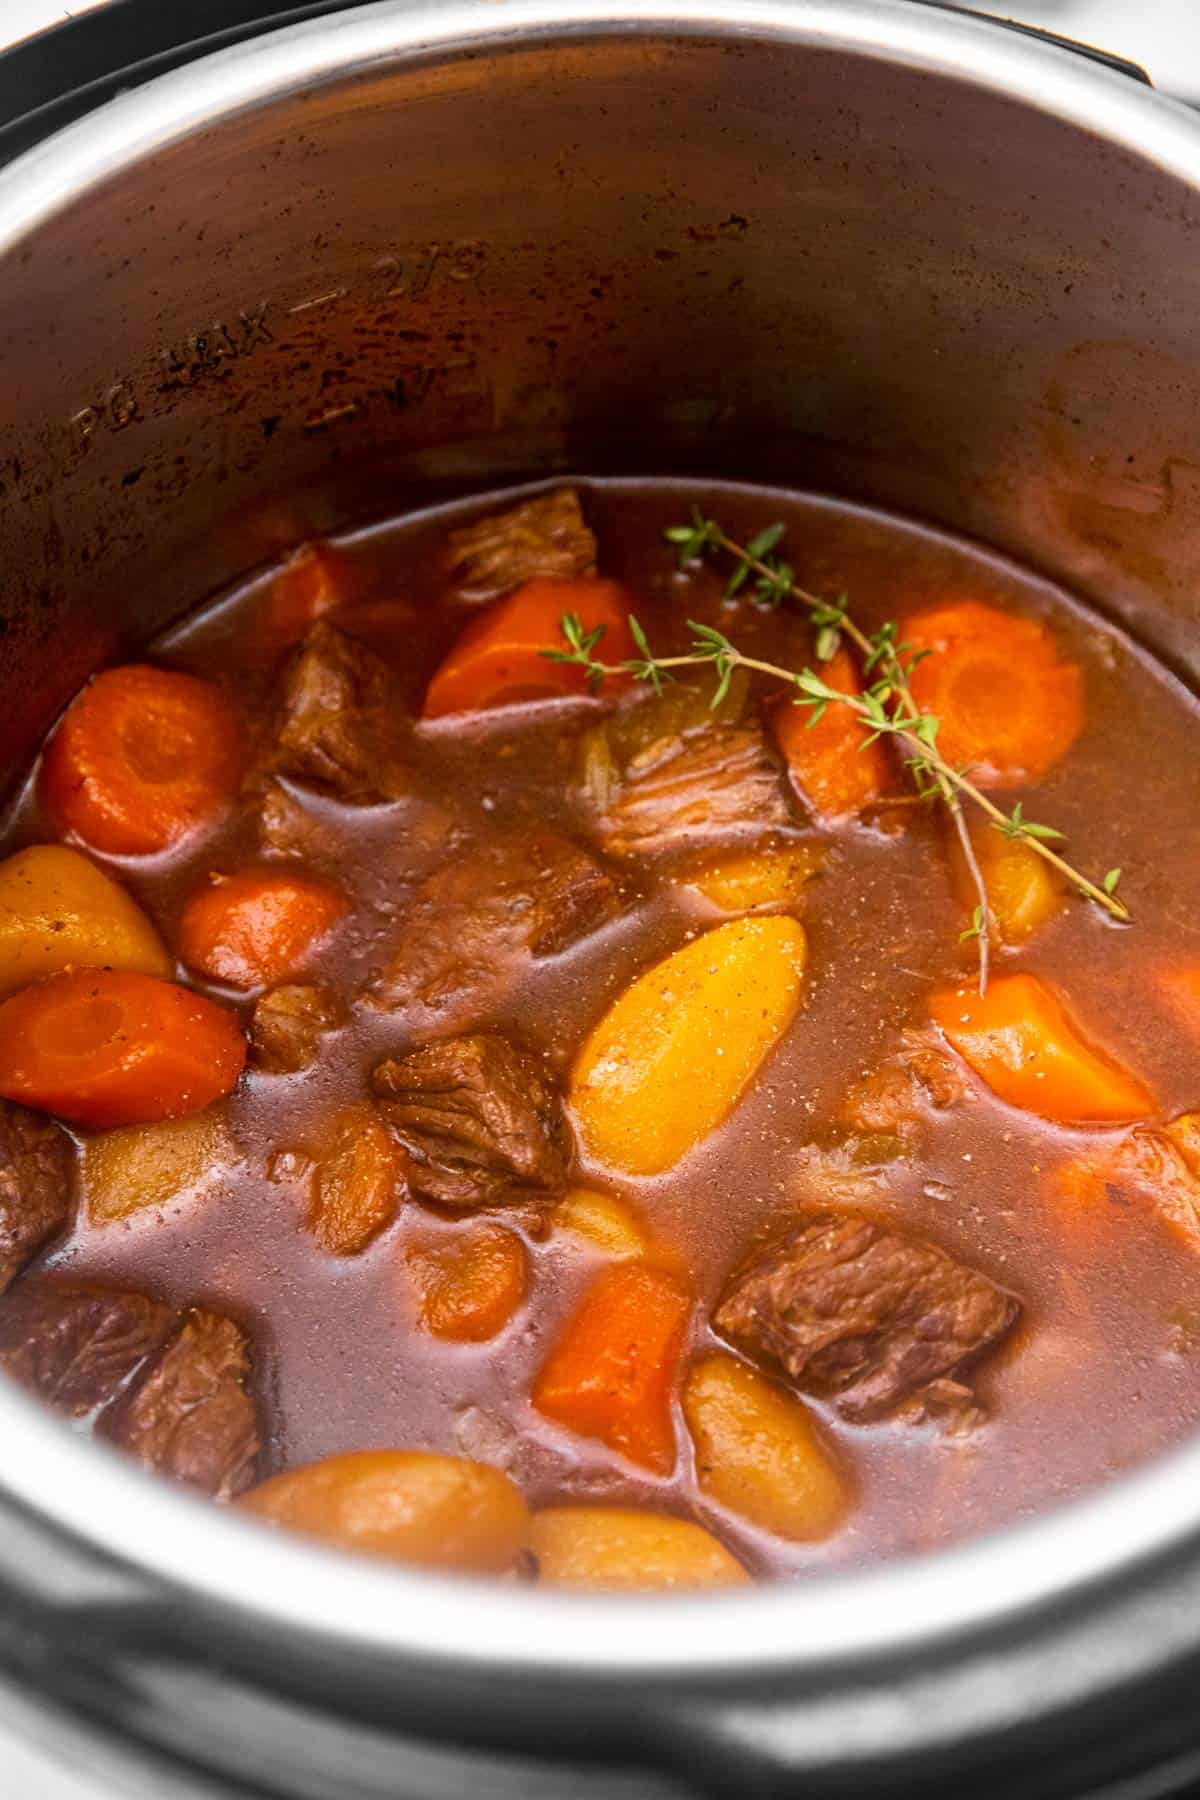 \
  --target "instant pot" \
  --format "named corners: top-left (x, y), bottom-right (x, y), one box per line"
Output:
top-left (4, 2), bottom-right (1200, 1795)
